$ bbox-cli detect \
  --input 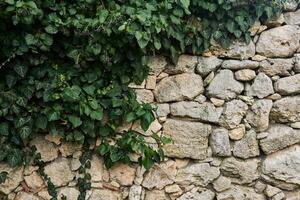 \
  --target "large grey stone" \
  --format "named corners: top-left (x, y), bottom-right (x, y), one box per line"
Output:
top-left (210, 128), bottom-right (231, 157)
top-left (248, 73), bottom-right (274, 98)
top-left (217, 185), bottom-right (265, 200)
top-left (271, 96), bottom-right (300, 122)
top-left (163, 119), bottom-right (211, 159)
top-left (219, 100), bottom-right (248, 129)
top-left (222, 60), bottom-right (259, 70)
top-left (259, 58), bottom-right (294, 77)
top-left (233, 130), bottom-right (260, 159)
top-left (154, 73), bottom-right (203, 102)
top-left (282, 0), bottom-right (299, 11)
top-left (256, 25), bottom-right (300, 58)
top-left (207, 70), bottom-right (244, 100)
top-left (165, 55), bottom-right (197, 74)
top-left (246, 99), bottom-right (273, 132)
top-left (176, 163), bottom-right (220, 186)
top-left (170, 101), bottom-right (223, 123)
top-left (262, 145), bottom-right (300, 189)
top-left (196, 56), bottom-right (223, 77)
top-left (274, 74), bottom-right (300, 95)
top-left (221, 157), bottom-right (260, 184)
top-left (284, 9), bottom-right (300, 25)
top-left (220, 40), bottom-right (256, 60)
top-left (260, 124), bottom-right (300, 154)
